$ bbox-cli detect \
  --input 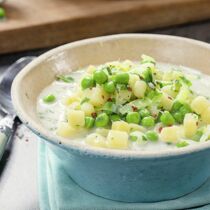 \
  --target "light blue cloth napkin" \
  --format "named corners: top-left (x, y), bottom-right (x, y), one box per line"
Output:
top-left (38, 139), bottom-right (210, 210)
